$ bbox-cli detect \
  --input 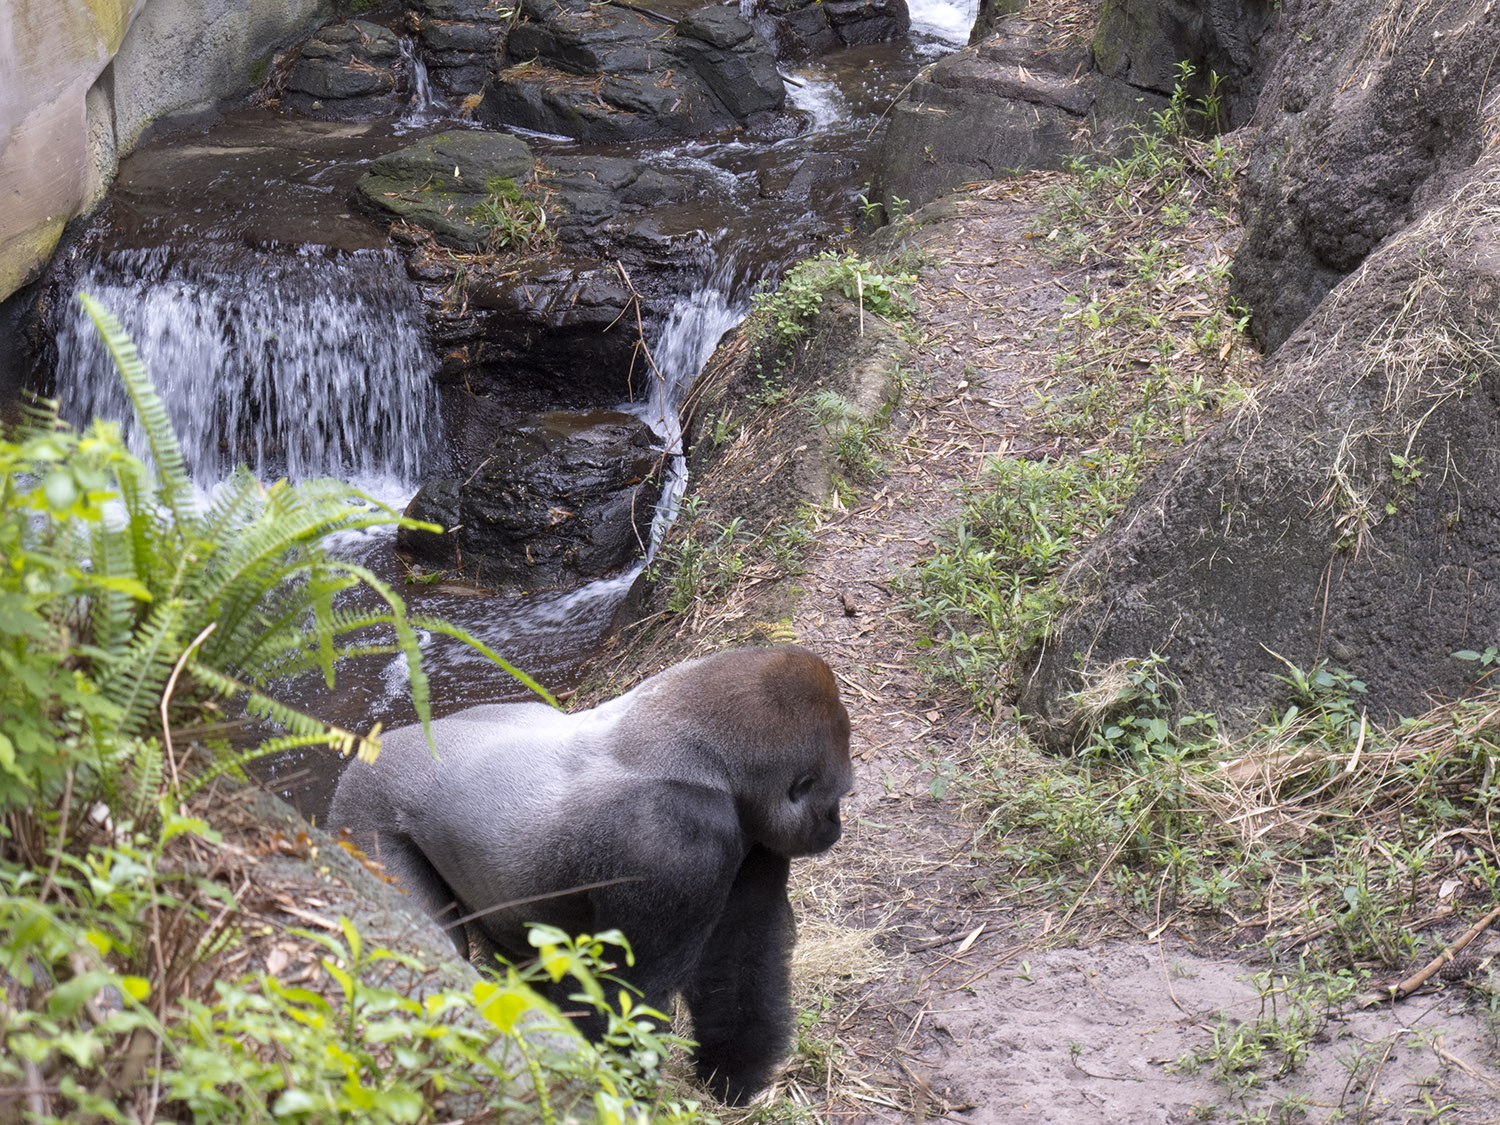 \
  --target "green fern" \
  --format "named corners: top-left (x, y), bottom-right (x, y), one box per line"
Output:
top-left (0, 295), bottom-right (555, 822)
